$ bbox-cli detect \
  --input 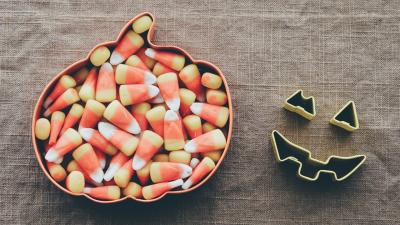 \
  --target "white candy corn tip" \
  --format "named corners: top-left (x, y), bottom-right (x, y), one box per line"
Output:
top-left (55, 156), bottom-right (64, 164)
top-left (79, 128), bottom-right (94, 141)
top-left (110, 51), bottom-right (124, 65)
top-left (148, 85), bottom-right (160, 98)
top-left (190, 103), bottom-right (203, 115)
top-left (83, 187), bottom-right (91, 193)
top-left (165, 110), bottom-right (179, 121)
top-left (99, 159), bottom-right (106, 169)
top-left (90, 168), bottom-right (104, 184)
top-left (166, 98), bottom-right (180, 112)
top-left (190, 158), bottom-right (200, 168)
top-left (126, 120), bottom-right (141, 134)
top-left (144, 72), bottom-right (157, 84)
top-left (45, 149), bottom-right (60, 162)
top-left (169, 179), bottom-right (184, 189)
top-left (181, 179), bottom-right (193, 190)
top-left (149, 93), bottom-right (164, 103)
top-left (103, 164), bottom-right (120, 181)
top-left (179, 164), bottom-right (193, 179)
top-left (132, 155), bottom-right (147, 170)
top-left (102, 62), bottom-right (113, 71)
top-left (98, 122), bottom-right (117, 140)
top-left (144, 48), bottom-right (155, 59)
top-left (184, 140), bottom-right (197, 153)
